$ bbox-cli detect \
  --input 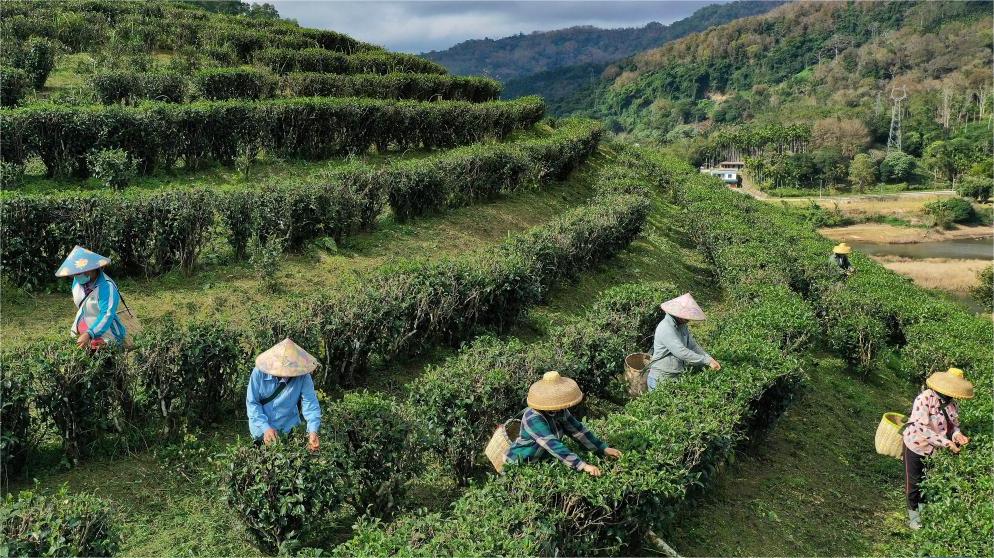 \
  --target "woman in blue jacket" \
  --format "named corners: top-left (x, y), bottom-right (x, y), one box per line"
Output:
top-left (55, 246), bottom-right (126, 350)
